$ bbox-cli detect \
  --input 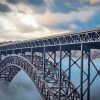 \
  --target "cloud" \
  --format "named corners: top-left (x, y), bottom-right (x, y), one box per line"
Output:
top-left (5, 0), bottom-right (97, 14)
top-left (0, 15), bottom-right (18, 33)
top-left (6, 0), bottom-right (47, 14)
top-left (10, 13), bottom-right (38, 33)
top-left (0, 0), bottom-right (100, 42)
top-left (0, 70), bottom-right (43, 100)
top-left (50, 0), bottom-right (81, 13)
top-left (89, 0), bottom-right (100, 5)
top-left (69, 24), bottom-right (78, 30)
top-left (0, 3), bottom-right (99, 42)
top-left (6, 0), bottom-right (19, 4)
top-left (79, 0), bottom-right (100, 5)
top-left (0, 3), bottom-right (11, 12)
top-left (34, 6), bottom-right (98, 28)
top-left (6, 0), bottom-right (45, 5)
